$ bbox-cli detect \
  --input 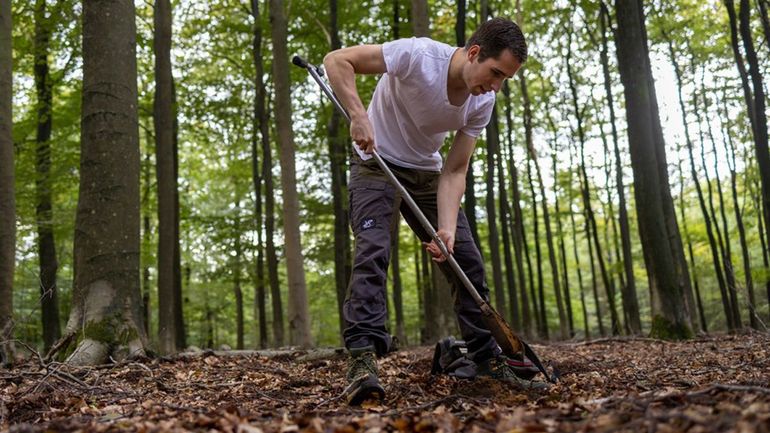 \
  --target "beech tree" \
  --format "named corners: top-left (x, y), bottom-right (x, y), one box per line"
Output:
top-left (0, 0), bottom-right (15, 366)
top-left (154, 0), bottom-right (185, 354)
top-left (63, 0), bottom-right (147, 365)
top-left (34, 0), bottom-right (61, 351)
top-left (269, 0), bottom-right (312, 347)
top-left (615, 0), bottom-right (693, 339)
